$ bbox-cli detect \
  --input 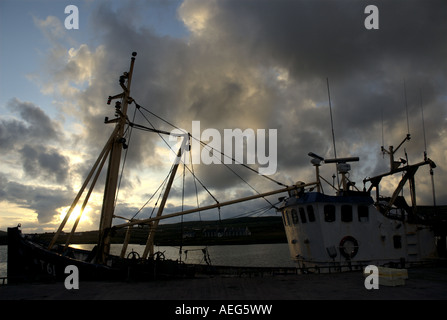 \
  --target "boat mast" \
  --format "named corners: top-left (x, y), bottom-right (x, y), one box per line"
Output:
top-left (142, 147), bottom-right (185, 259)
top-left (97, 52), bottom-right (137, 264)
